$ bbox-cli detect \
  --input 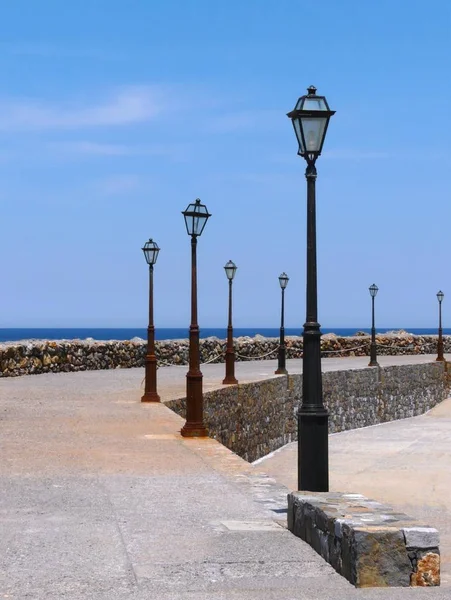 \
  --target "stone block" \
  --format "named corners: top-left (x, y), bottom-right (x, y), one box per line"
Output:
top-left (411, 551), bottom-right (440, 586)
top-left (287, 494), bottom-right (294, 531)
top-left (403, 527), bottom-right (440, 549)
top-left (308, 525), bottom-right (323, 555)
top-left (351, 527), bottom-right (411, 587)
top-left (328, 535), bottom-right (342, 573)
top-left (314, 506), bottom-right (330, 532)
